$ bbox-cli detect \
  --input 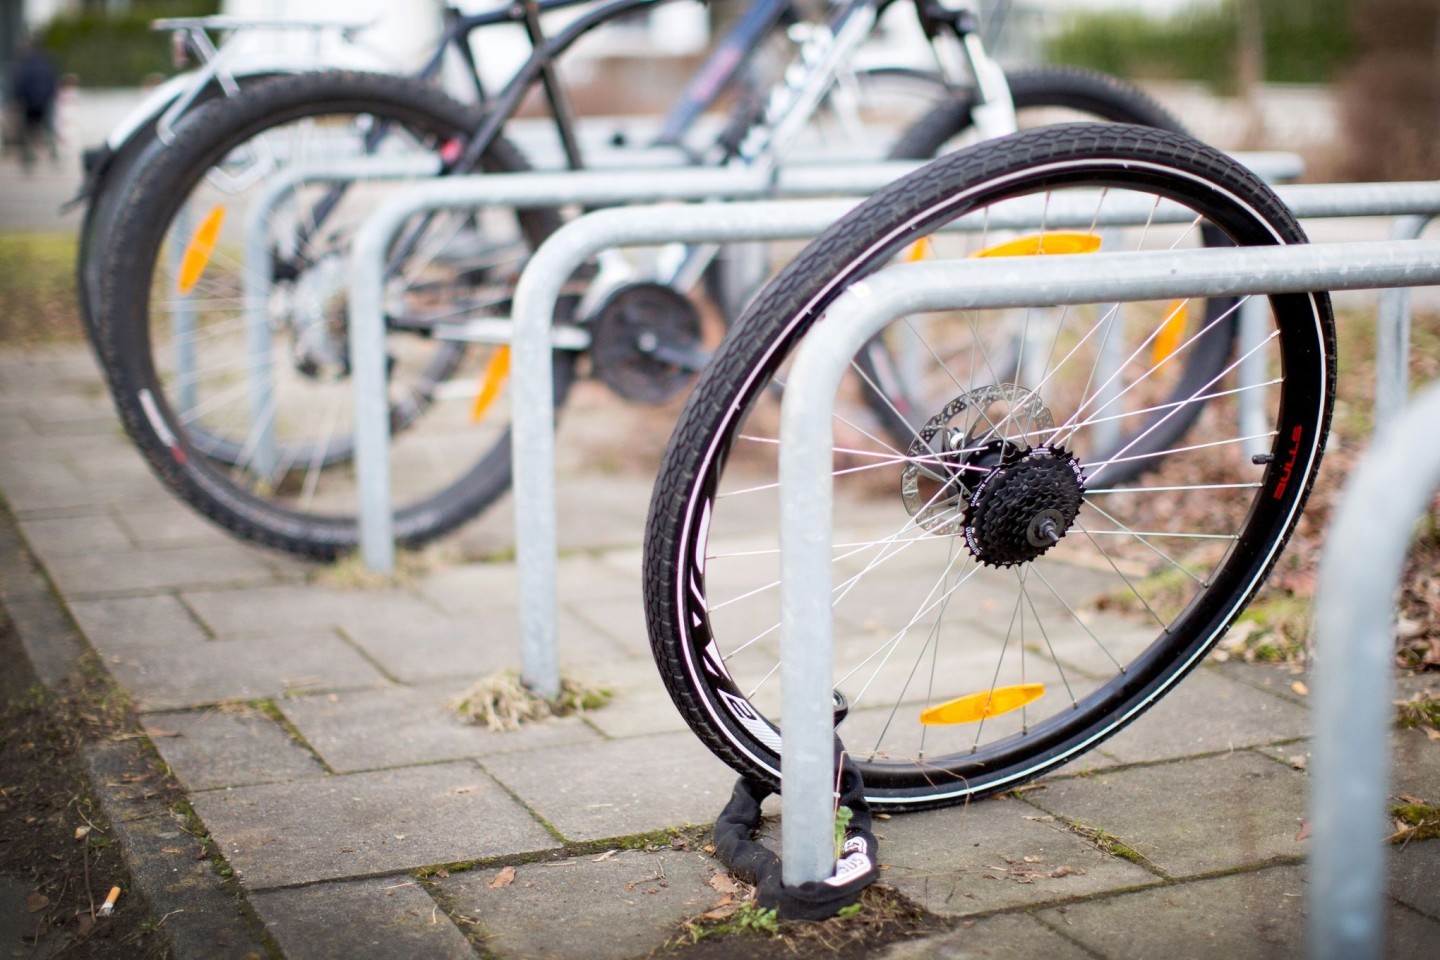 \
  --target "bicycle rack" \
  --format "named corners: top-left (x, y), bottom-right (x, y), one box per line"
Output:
top-left (780, 242), bottom-right (1440, 905)
top-left (343, 168), bottom-right (1440, 901)
top-left (1311, 378), bottom-right (1440, 960)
